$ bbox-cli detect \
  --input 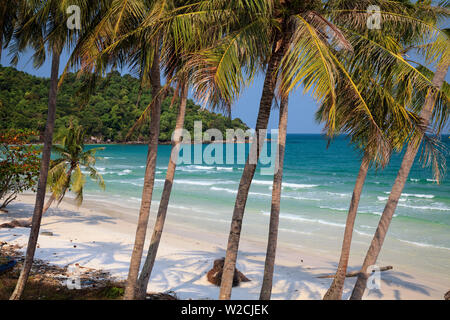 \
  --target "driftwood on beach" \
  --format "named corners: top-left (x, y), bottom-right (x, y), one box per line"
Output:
top-left (317, 266), bottom-right (393, 279)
